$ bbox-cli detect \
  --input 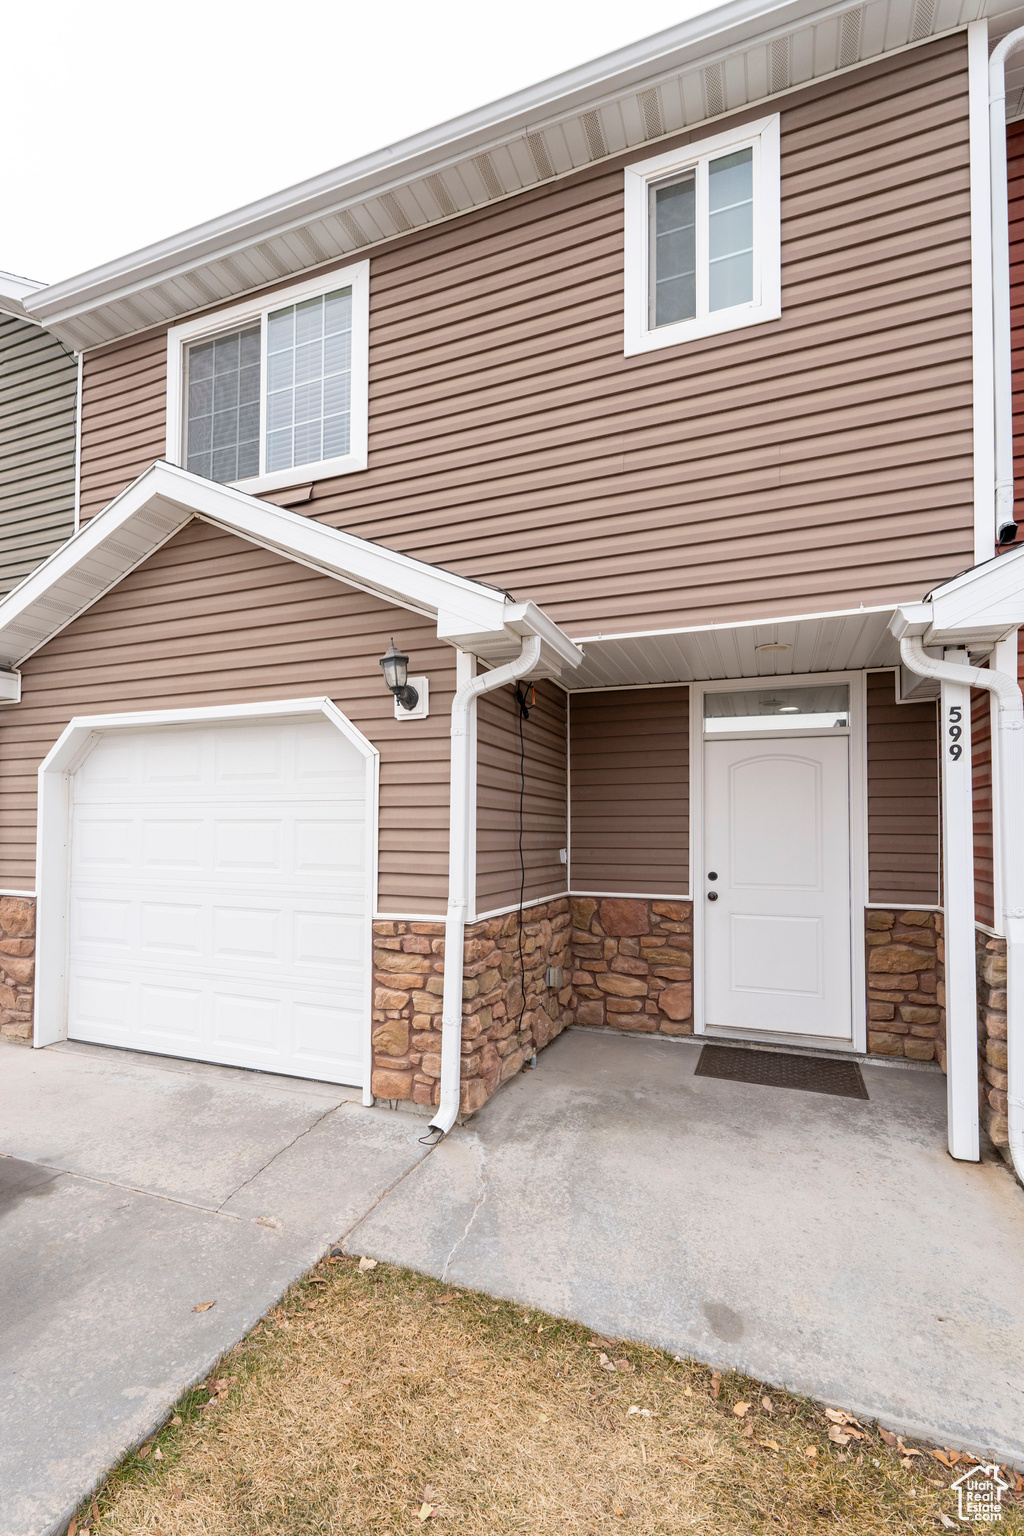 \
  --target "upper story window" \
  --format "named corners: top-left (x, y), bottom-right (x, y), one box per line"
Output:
top-left (623, 116), bottom-right (780, 356)
top-left (166, 261), bottom-right (369, 493)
